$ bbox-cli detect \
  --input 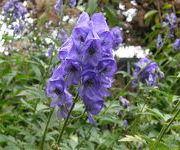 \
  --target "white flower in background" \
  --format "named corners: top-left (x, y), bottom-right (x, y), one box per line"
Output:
top-left (131, 0), bottom-right (137, 6)
top-left (25, 17), bottom-right (34, 24)
top-left (4, 51), bottom-right (10, 55)
top-left (45, 38), bottom-right (54, 44)
top-left (77, 6), bottom-right (85, 11)
top-left (0, 39), bottom-right (5, 53)
top-left (69, 17), bottom-right (77, 24)
top-left (23, 1), bottom-right (28, 7)
top-left (62, 16), bottom-right (69, 22)
top-left (52, 30), bottom-right (58, 39)
top-left (119, 3), bottom-right (125, 10)
top-left (114, 45), bottom-right (149, 58)
top-left (123, 8), bottom-right (137, 22)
